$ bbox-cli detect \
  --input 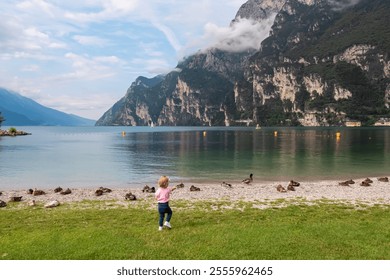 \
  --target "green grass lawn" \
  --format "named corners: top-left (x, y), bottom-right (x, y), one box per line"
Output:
top-left (1, 199), bottom-right (389, 260)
